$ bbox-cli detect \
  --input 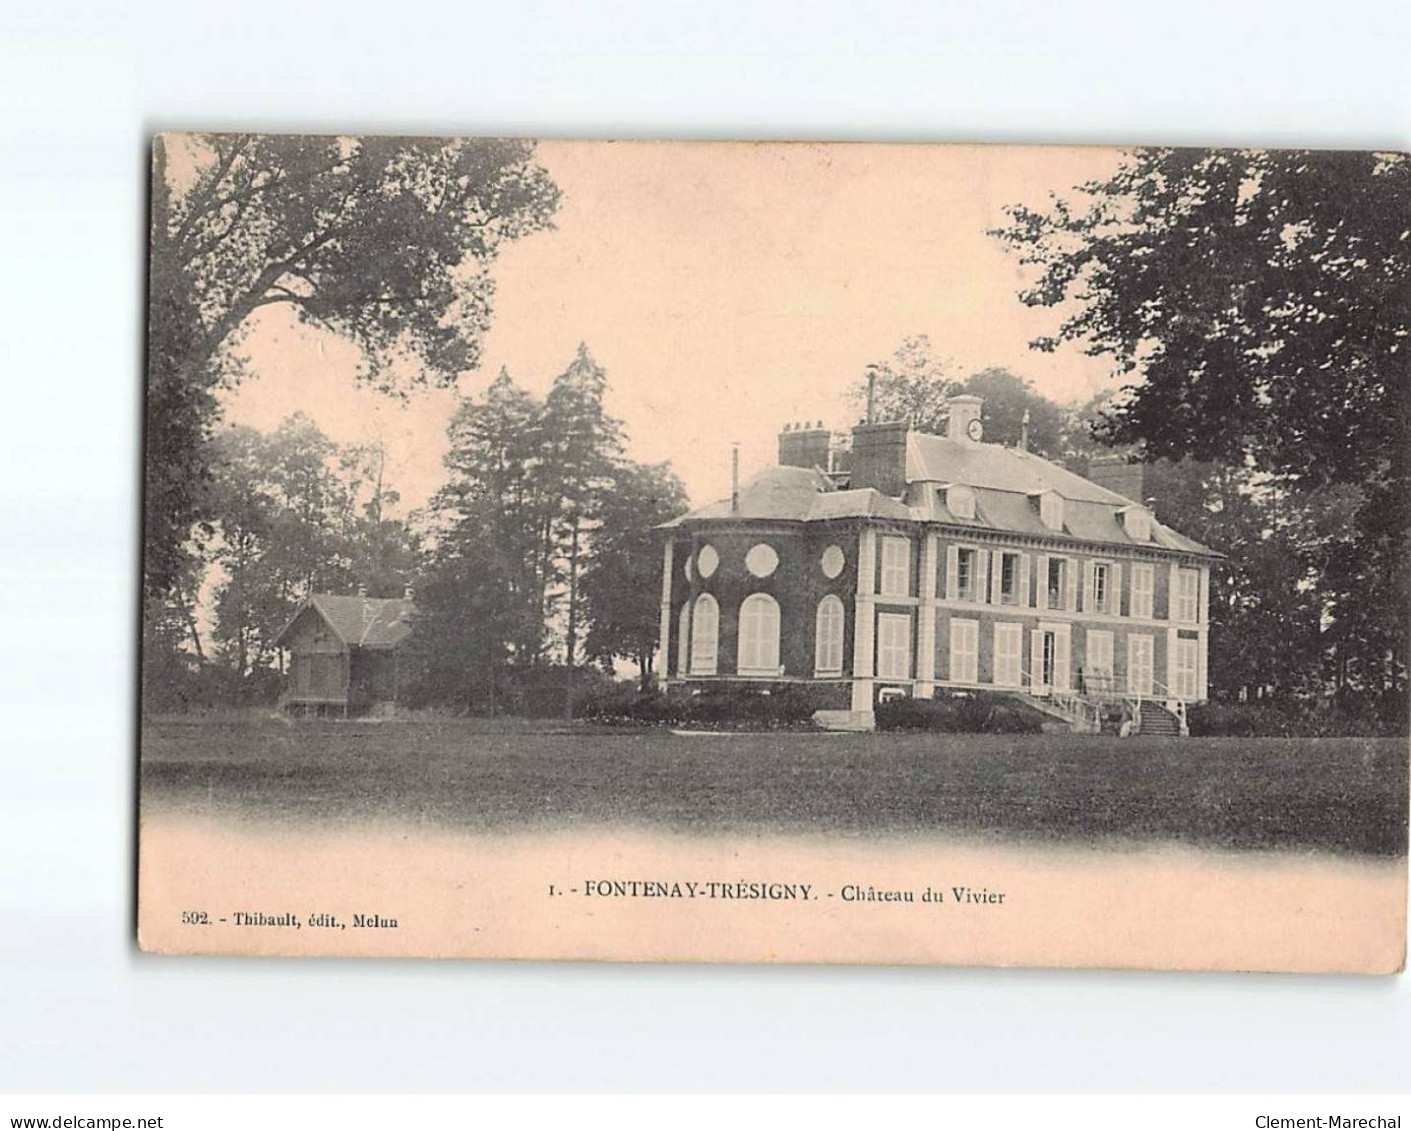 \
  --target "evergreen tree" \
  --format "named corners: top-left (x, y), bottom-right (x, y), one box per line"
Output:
top-left (541, 344), bottom-right (624, 715)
